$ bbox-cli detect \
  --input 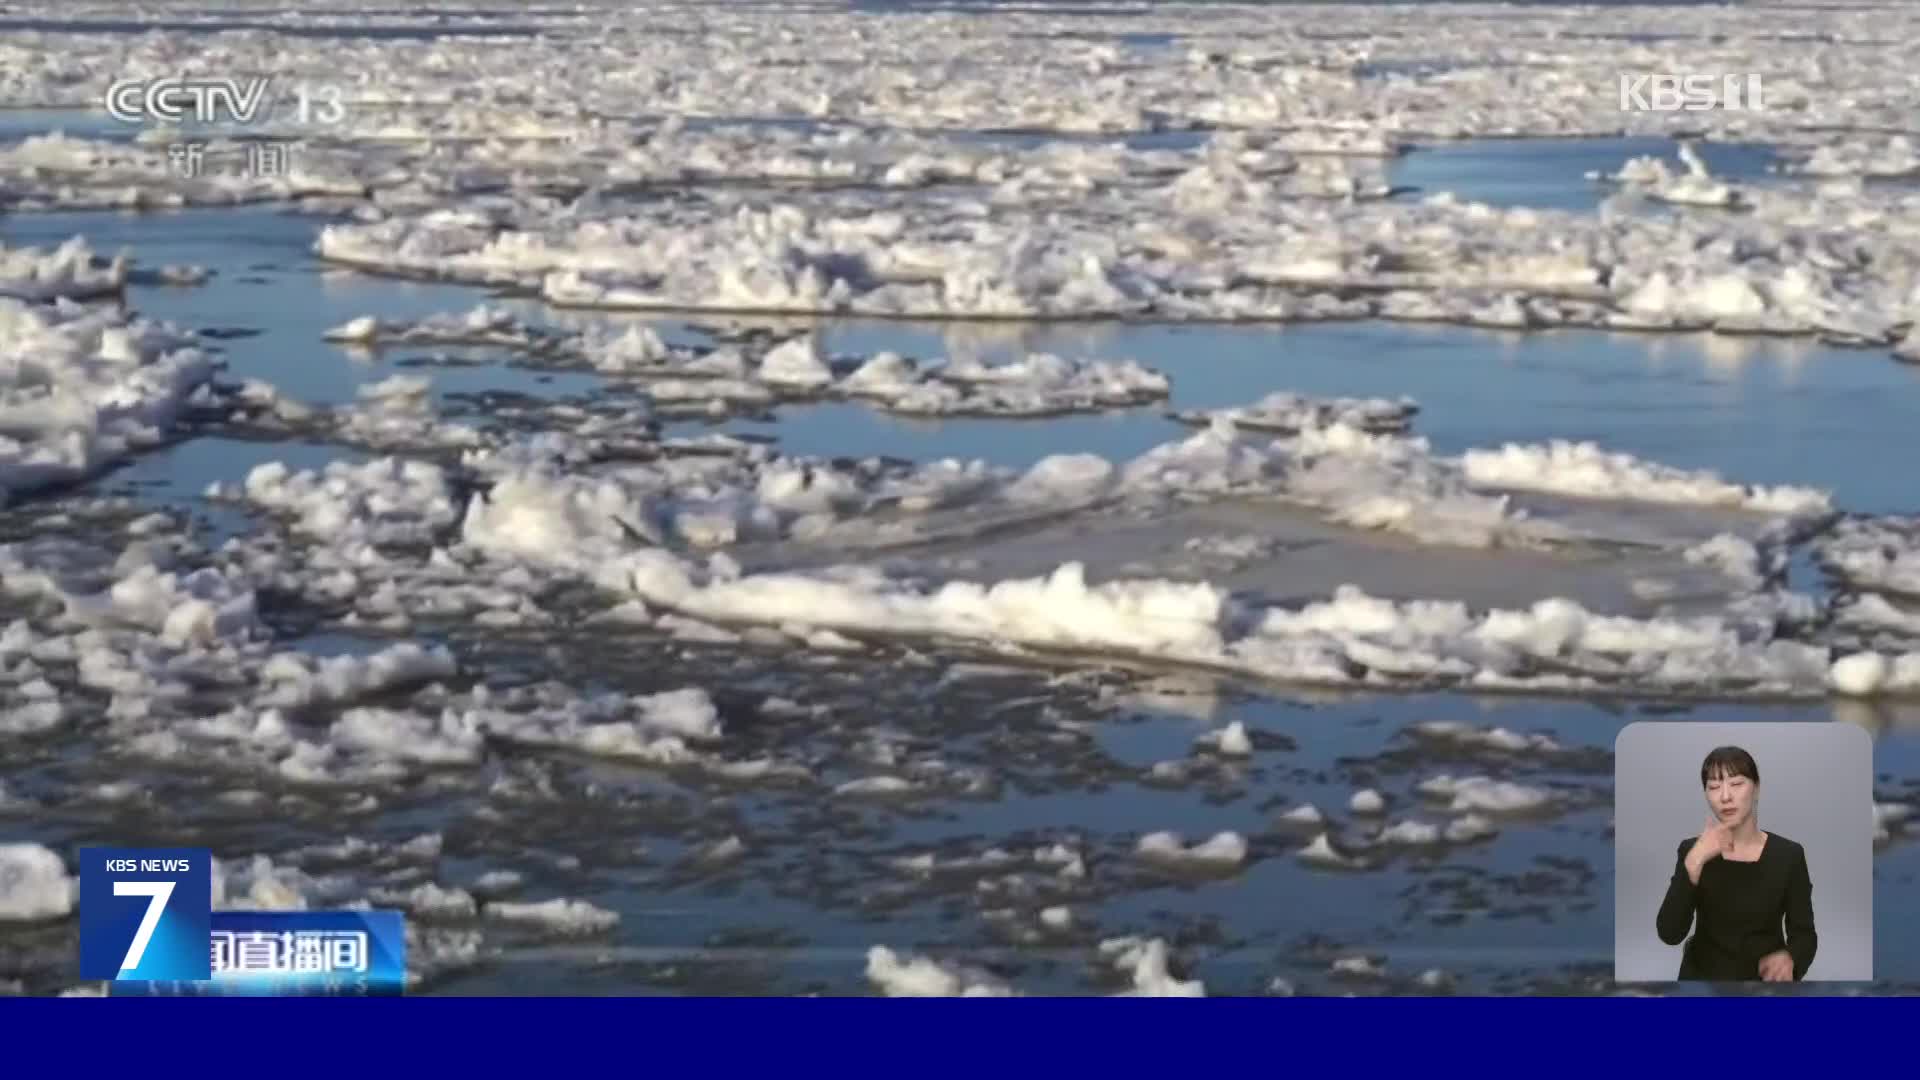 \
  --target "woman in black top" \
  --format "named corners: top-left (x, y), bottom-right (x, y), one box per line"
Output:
top-left (1656, 745), bottom-right (1817, 981)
